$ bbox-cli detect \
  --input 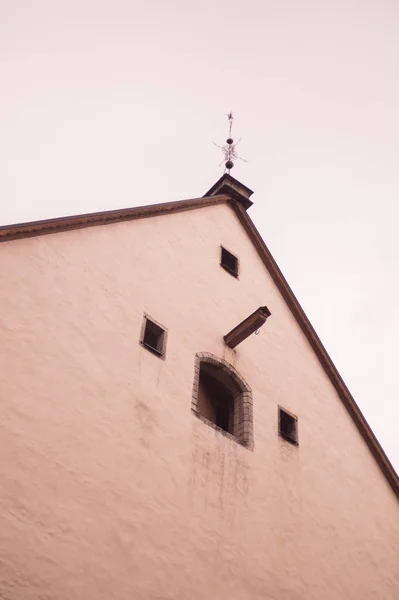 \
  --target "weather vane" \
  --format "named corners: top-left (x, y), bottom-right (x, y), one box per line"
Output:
top-left (214, 112), bottom-right (247, 175)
